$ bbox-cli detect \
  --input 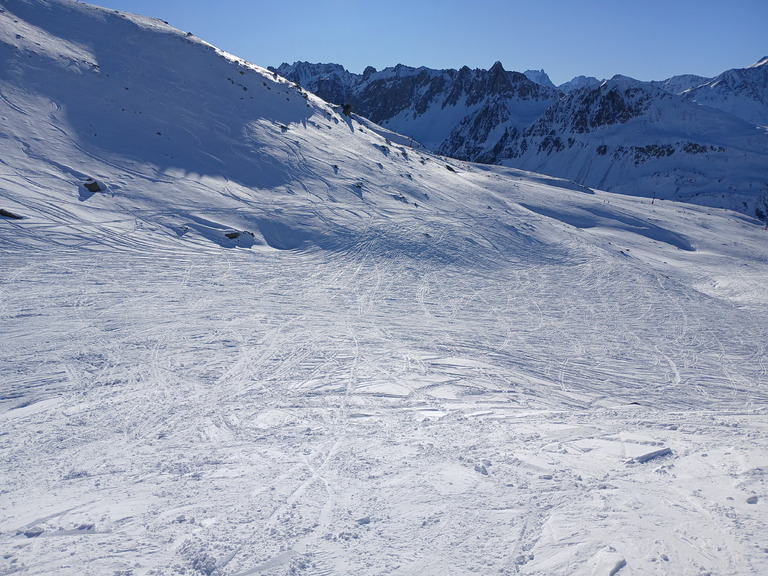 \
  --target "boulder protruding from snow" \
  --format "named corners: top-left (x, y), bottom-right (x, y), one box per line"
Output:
top-left (83, 178), bottom-right (102, 192)
top-left (0, 208), bottom-right (23, 219)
